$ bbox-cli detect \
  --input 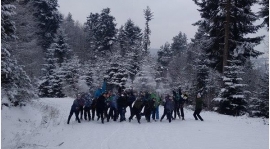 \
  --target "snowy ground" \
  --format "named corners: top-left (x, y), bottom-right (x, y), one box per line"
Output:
top-left (1, 97), bottom-right (269, 149)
